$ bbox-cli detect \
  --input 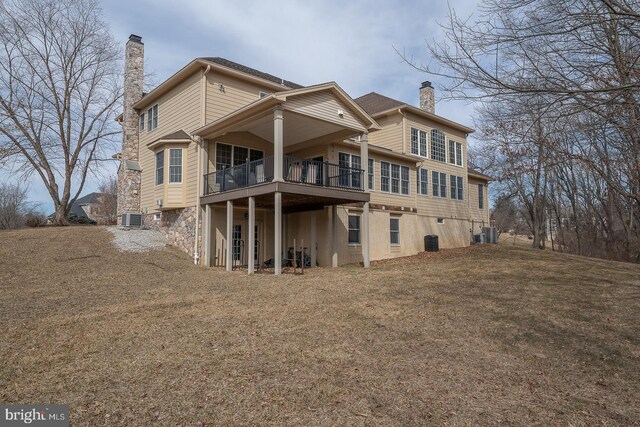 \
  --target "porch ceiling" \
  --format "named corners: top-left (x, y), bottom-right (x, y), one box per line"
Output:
top-left (200, 181), bottom-right (370, 214)
top-left (220, 110), bottom-right (352, 147)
